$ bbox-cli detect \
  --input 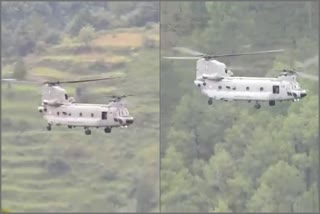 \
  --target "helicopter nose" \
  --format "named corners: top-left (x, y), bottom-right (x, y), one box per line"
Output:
top-left (300, 91), bottom-right (307, 98)
top-left (126, 117), bottom-right (134, 125)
